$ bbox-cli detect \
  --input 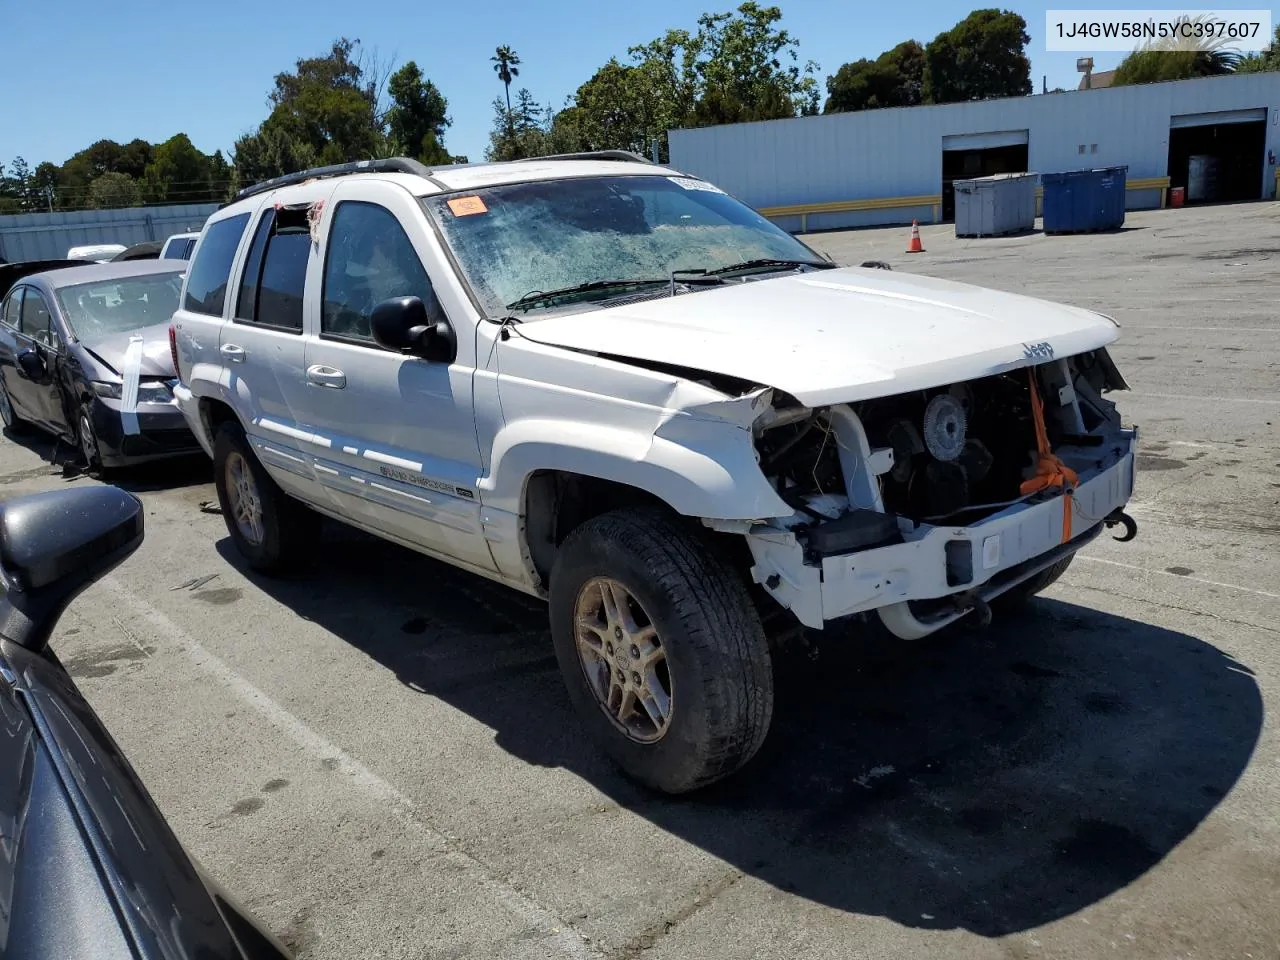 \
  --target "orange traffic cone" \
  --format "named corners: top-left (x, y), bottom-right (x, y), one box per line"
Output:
top-left (906, 220), bottom-right (925, 253)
